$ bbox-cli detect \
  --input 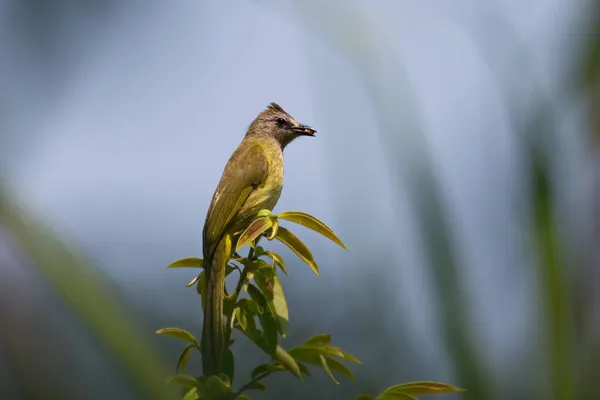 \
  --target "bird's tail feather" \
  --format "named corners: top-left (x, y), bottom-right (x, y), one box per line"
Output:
top-left (201, 234), bottom-right (232, 376)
